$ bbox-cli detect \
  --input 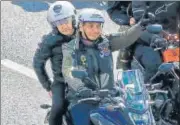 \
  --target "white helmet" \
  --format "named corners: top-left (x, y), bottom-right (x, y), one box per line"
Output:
top-left (47, 1), bottom-right (76, 26)
top-left (78, 8), bottom-right (105, 23)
